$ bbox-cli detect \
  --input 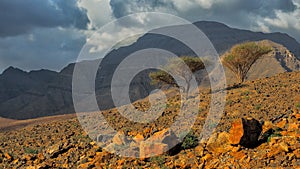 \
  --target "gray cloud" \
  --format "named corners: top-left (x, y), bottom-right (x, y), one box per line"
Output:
top-left (0, 0), bottom-right (299, 73)
top-left (0, 27), bottom-right (86, 72)
top-left (109, 0), bottom-right (296, 19)
top-left (0, 0), bottom-right (90, 37)
top-left (110, 0), bottom-right (175, 18)
top-left (223, 0), bottom-right (296, 16)
top-left (108, 0), bottom-right (300, 42)
top-left (205, 0), bottom-right (297, 21)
